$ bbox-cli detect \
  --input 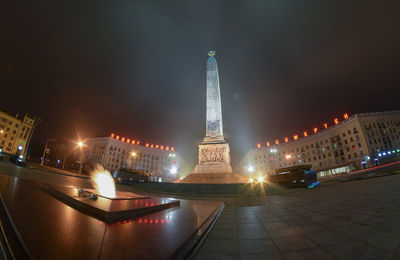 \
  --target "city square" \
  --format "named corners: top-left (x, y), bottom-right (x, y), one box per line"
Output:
top-left (1, 1), bottom-right (400, 259)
